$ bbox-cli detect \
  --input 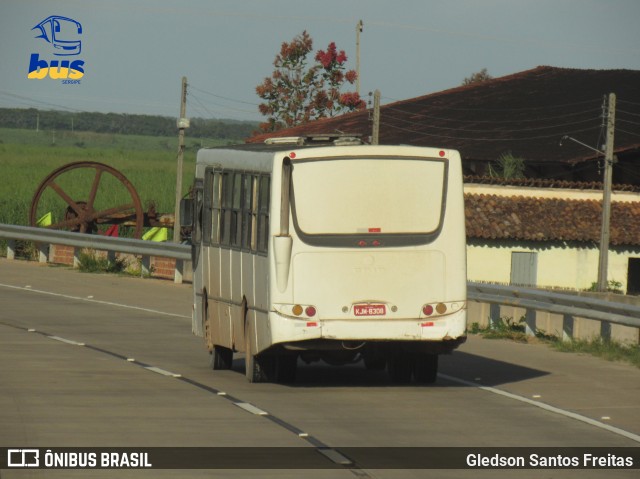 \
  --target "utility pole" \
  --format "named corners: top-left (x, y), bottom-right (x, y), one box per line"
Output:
top-left (371, 89), bottom-right (380, 145)
top-left (173, 76), bottom-right (189, 243)
top-left (596, 93), bottom-right (616, 292)
top-left (356, 20), bottom-right (363, 95)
